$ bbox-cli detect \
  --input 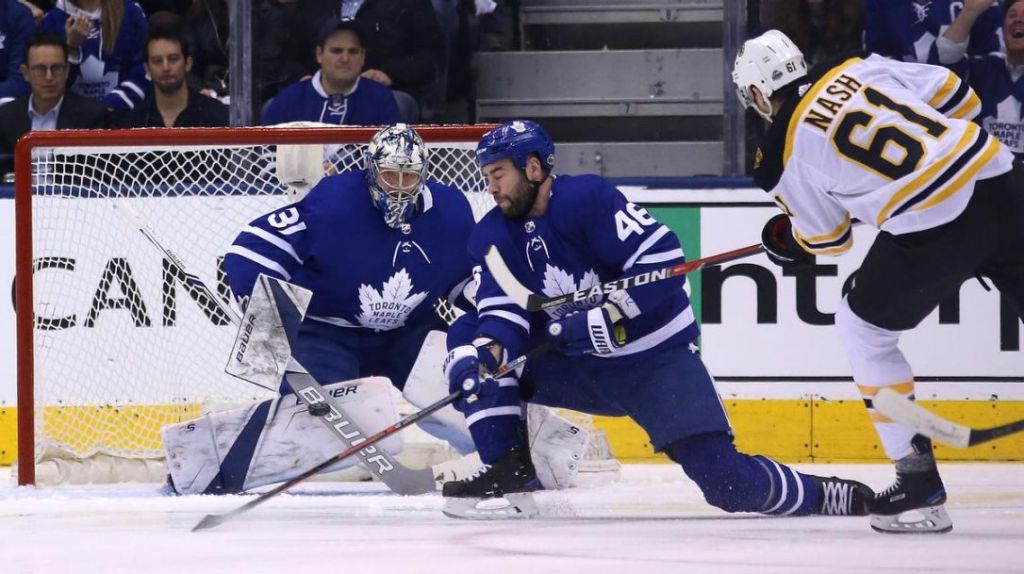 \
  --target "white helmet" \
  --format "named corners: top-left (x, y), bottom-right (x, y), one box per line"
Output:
top-left (366, 123), bottom-right (429, 230)
top-left (732, 30), bottom-right (807, 120)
